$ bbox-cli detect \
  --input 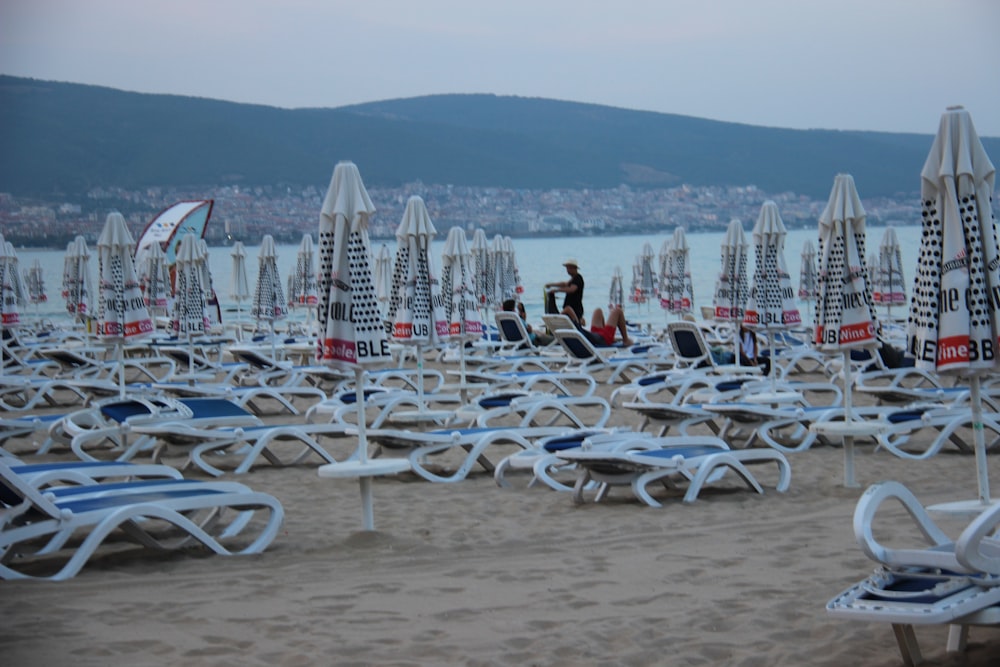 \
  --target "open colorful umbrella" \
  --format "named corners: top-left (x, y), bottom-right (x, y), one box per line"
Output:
top-left (908, 106), bottom-right (998, 507)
